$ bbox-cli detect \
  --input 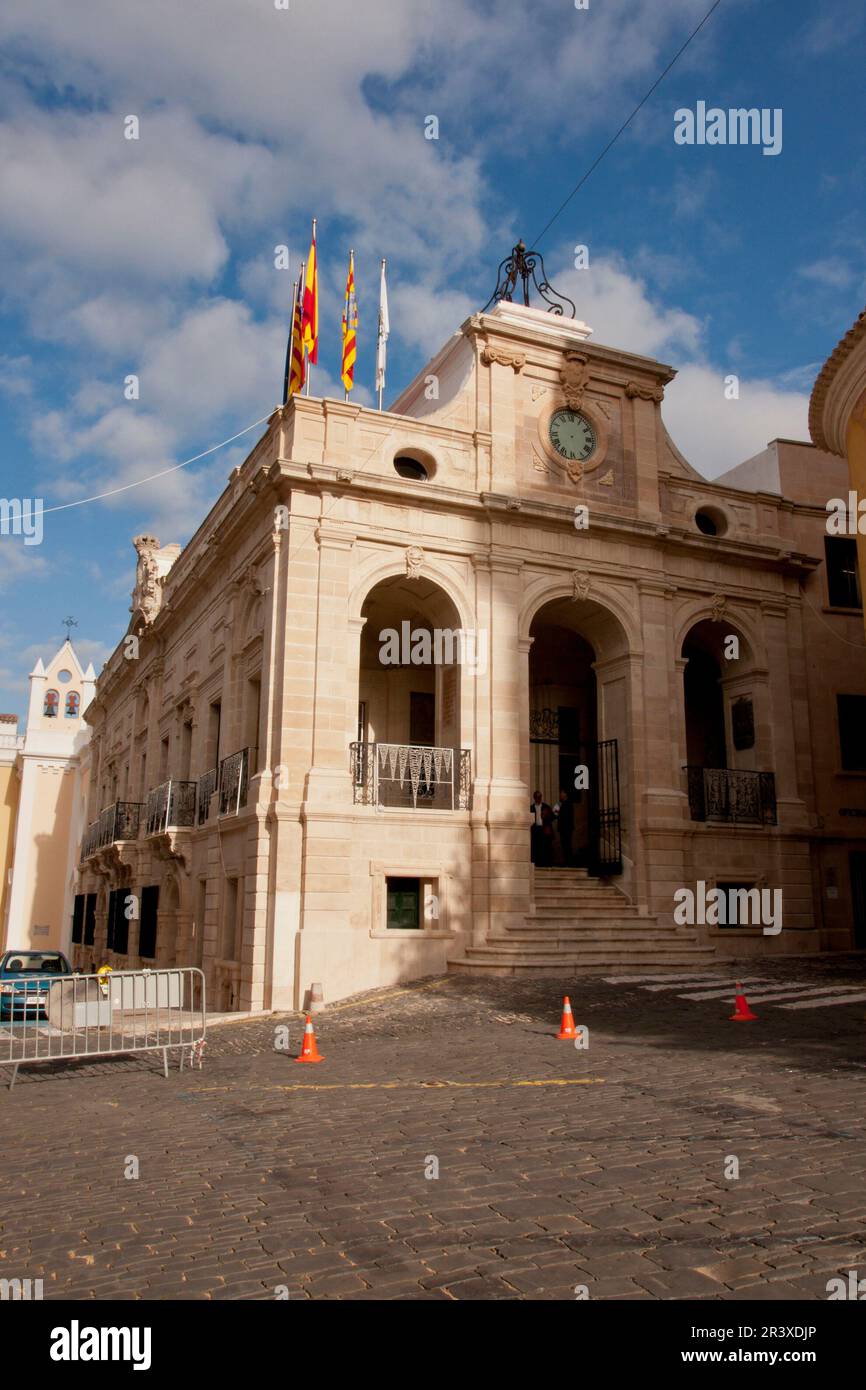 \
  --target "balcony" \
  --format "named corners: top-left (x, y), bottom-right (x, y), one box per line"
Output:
top-left (218, 748), bottom-right (249, 816)
top-left (685, 766), bottom-right (777, 826)
top-left (80, 801), bottom-right (143, 860)
top-left (351, 742), bottom-right (471, 810)
top-left (197, 766), bottom-right (217, 824)
top-left (145, 779), bottom-right (197, 835)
